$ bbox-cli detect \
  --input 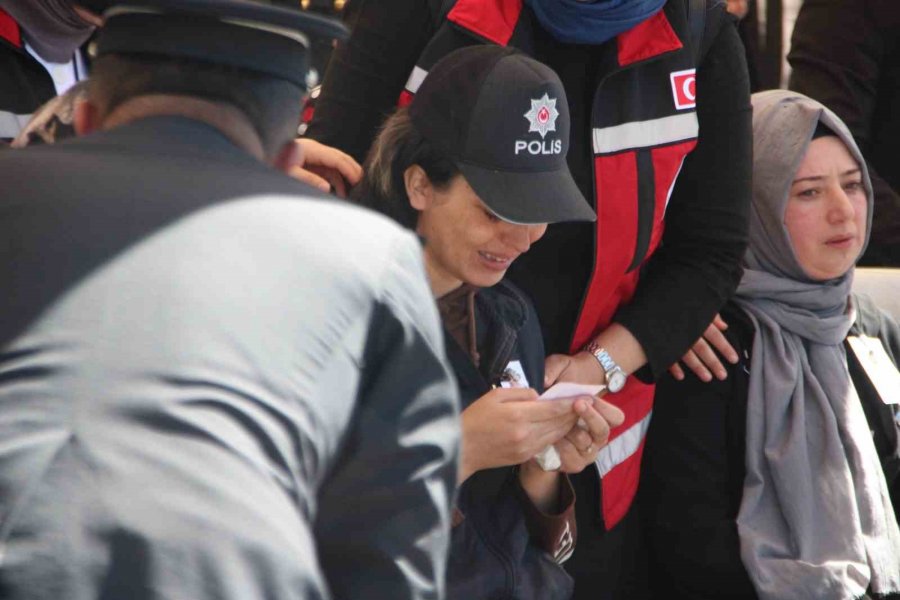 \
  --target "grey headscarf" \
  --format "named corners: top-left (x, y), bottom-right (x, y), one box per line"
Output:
top-left (0, 0), bottom-right (95, 63)
top-left (735, 89), bottom-right (900, 599)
